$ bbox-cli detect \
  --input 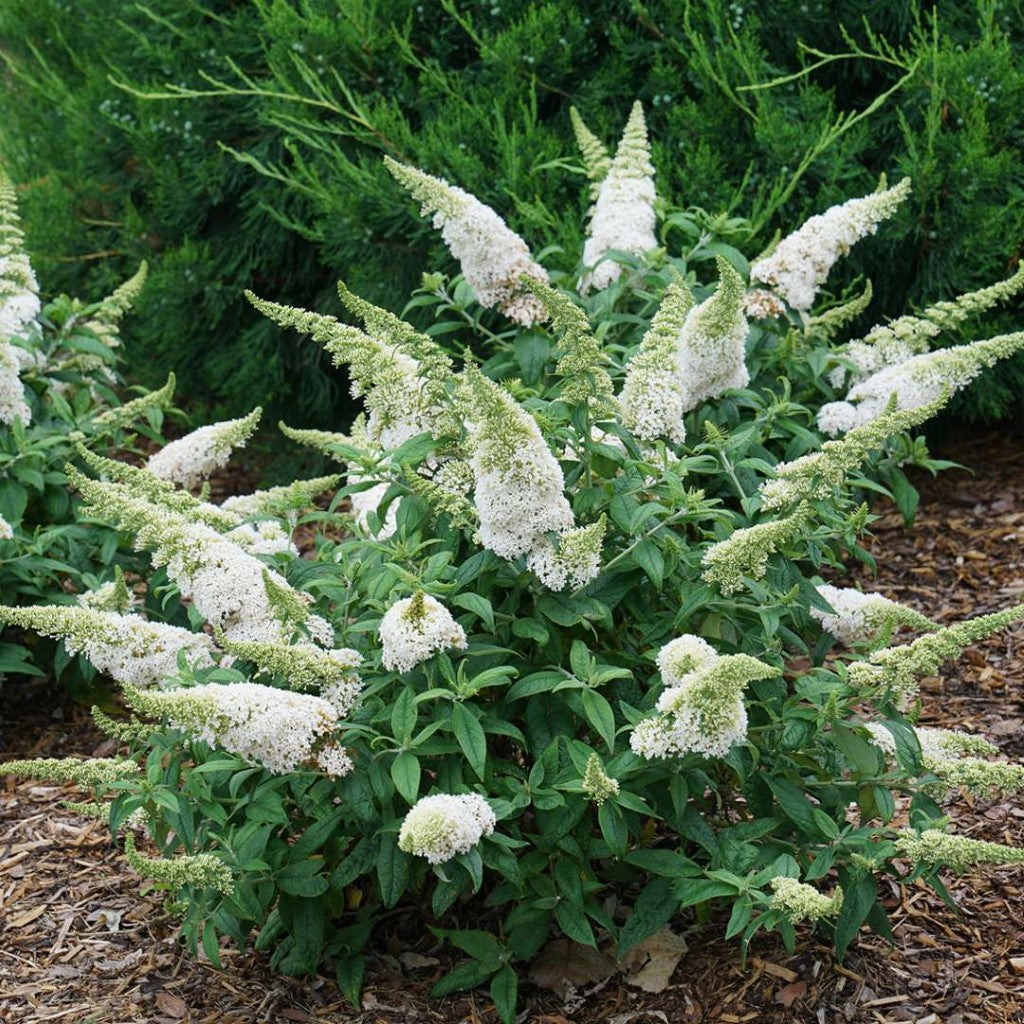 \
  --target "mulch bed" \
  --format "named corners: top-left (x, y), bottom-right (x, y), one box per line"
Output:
top-left (2, 428), bottom-right (1024, 1023)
